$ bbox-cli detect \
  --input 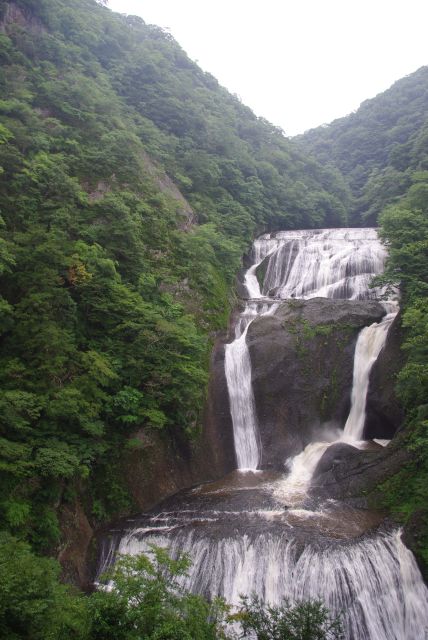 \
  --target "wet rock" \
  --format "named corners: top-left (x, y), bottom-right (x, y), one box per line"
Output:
top-left (310, 439), bottom-right (410, 503)
top-left (312, 443), bottom-right (361, 479)
top-left (236, 268), bottom-right (250, 298)
top-left (402, 510), bottom-right (428, 582)
top-left (58, 500), bottom-right (93, 590)
top-left (246, 298), bottom-right (386, 468)
top-left (255, 255), bottom-right (270, 291)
